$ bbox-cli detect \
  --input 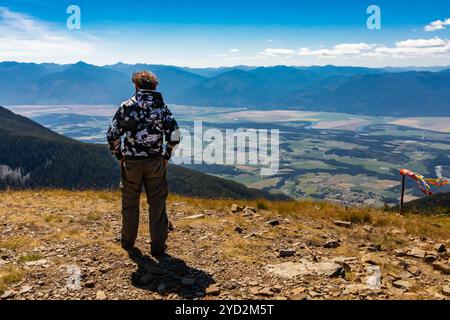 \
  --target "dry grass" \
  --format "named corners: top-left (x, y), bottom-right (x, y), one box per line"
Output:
top-left (0, 266), bottom-right (23, 294)
top-left (19, 252), bottom-right (43, 262)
